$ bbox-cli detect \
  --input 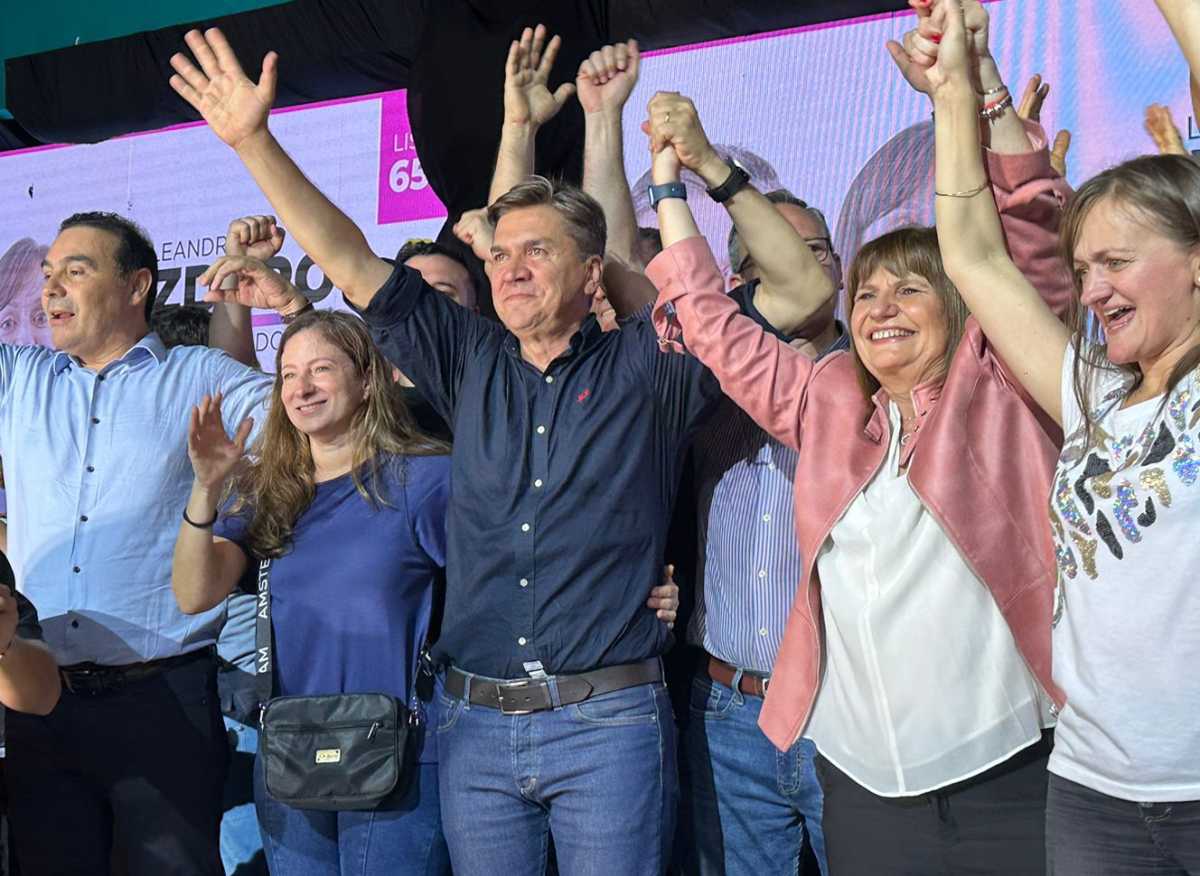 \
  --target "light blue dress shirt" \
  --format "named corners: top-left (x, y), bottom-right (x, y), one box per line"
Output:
top-left (0, 333), bottom-right (271, 665)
